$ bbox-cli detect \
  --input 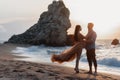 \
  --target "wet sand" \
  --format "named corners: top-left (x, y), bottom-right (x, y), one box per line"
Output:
top-left (0, 43), bottom-right (119, 80)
